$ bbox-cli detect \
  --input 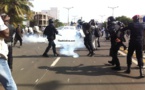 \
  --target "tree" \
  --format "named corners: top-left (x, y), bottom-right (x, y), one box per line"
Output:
top-left (54, 19), bottom-right (64, 28)
top-left (116, 16), bottom-right (133, 26)
top-left (0, 0), bottom-right (33, 27)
